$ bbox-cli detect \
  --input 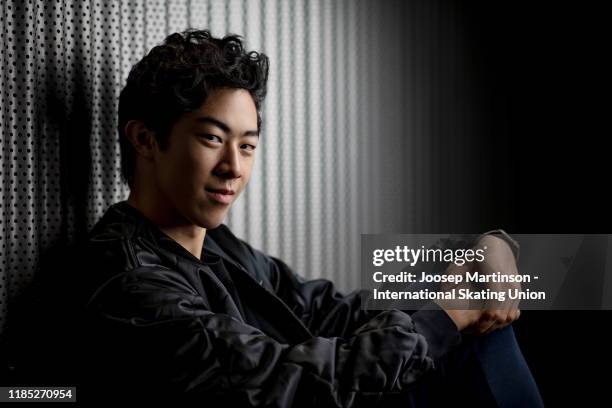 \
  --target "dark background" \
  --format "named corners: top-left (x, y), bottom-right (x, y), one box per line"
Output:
top-left (463, 1), bottom-right (610, 405)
